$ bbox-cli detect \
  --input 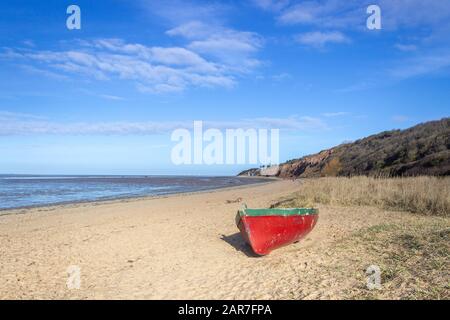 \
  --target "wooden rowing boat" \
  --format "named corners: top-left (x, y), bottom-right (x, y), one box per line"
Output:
top-left (236, 205), bottom-right (318, 255)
